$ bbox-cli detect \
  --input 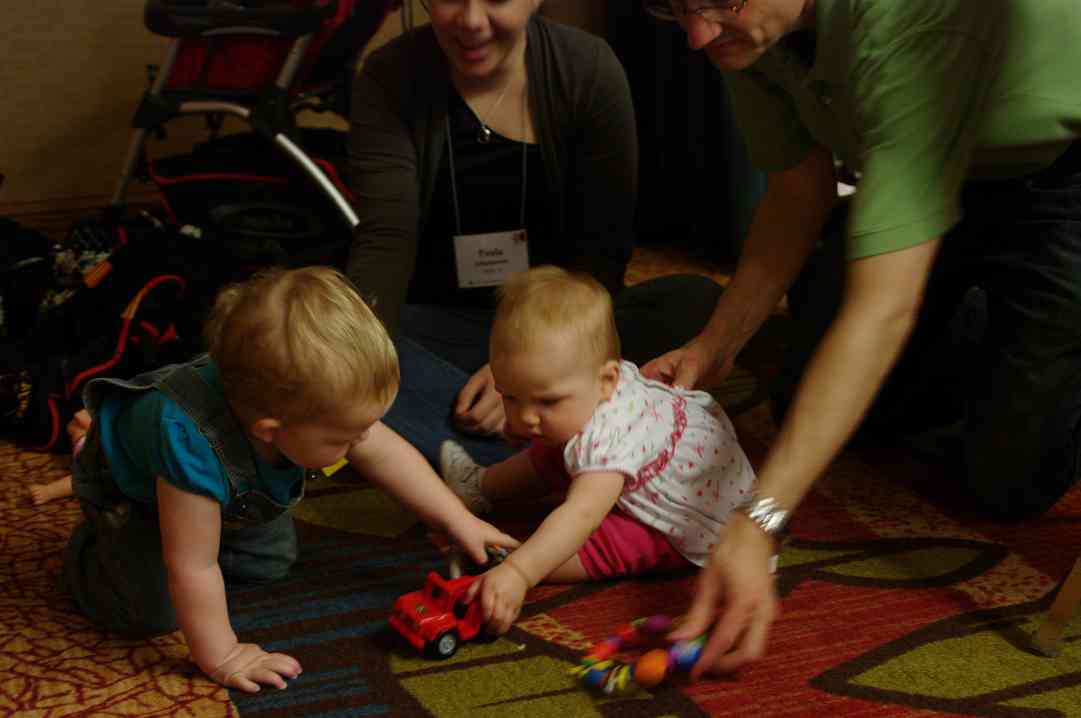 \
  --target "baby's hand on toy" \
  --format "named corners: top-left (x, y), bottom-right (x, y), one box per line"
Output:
top-left (449, 514), bottom-right (520, 566)
top-left (468, 560), bottom-right (531, 635)
top-left (210, 643), bottom-right (302, 693)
